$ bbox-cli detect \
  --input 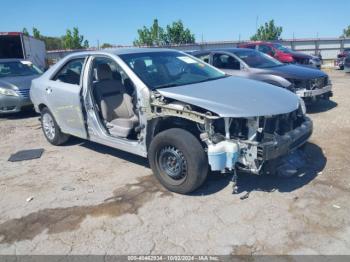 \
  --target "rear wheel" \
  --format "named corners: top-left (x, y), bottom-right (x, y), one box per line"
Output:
top-left (41, 107), bottom-right (70, 145)
top-left (148, 128), bottom-right (208, 194)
